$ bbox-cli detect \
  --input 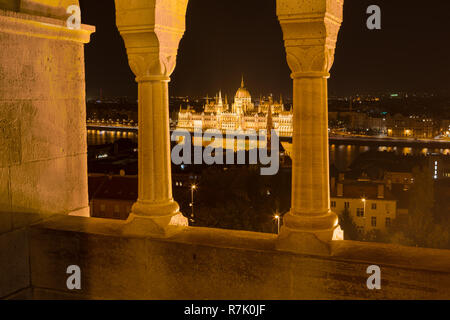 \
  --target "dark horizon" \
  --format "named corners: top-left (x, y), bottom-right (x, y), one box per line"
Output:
top-left (80, 0), bottom-right (450, 100)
